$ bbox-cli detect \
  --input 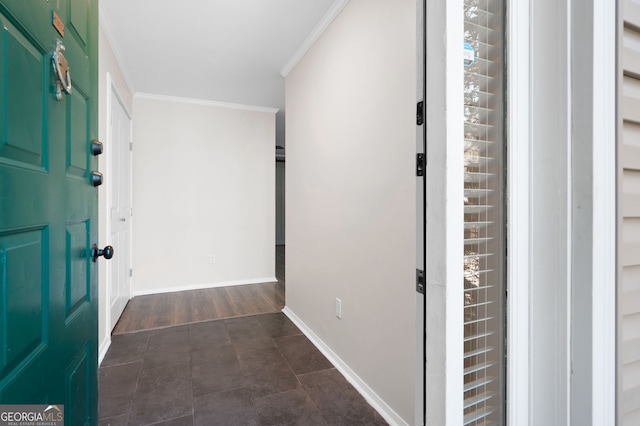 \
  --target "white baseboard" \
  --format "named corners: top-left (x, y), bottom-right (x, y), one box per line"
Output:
top-left (132, 277), bottom-right (278, 297)
top-left (98, 336), bottom-right (111, 366)
top-left (282, 306), bottom-right (409, 426)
